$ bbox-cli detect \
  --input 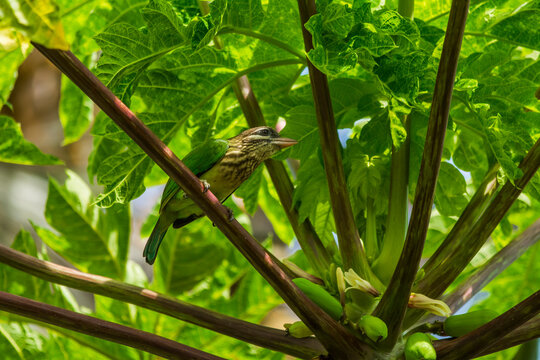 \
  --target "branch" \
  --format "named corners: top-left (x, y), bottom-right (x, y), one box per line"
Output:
top-left (0, 244), bottom-right (324, 359)
top-left (372, 116), bottom-right (410, 284)
top-left (434, 291), bottom-right (540, 360)
top-left (419, 163), bottom-right (500, 284)
top-left (413, 137), bottom-right (540, 300)
top-left (297, 0), bottom-right (374, 283)
top-left (403, 163), bottom-right (500, 328)
top-left (372, 0), bottom-right (470, 348)
top-left (32, 43), bottom-right (369, 357)
top-left (476, 316), bottom-right (540, 356)
top-left (0, 291), bottom-right (224, 360)
top-left (445, 219), bottom-right (540, 312)
top-left (199, 1), bottom-right (332, 274)
top-left (411, 220), bottom-right (540, 327)
top-left (232, 75), bottom-right (333, 274)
